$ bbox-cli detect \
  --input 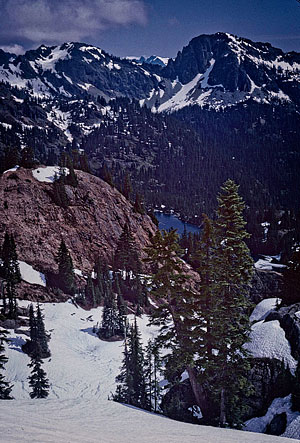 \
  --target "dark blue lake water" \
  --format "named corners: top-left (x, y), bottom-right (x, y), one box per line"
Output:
top-left (154, 212), bottom-right (201, 236)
